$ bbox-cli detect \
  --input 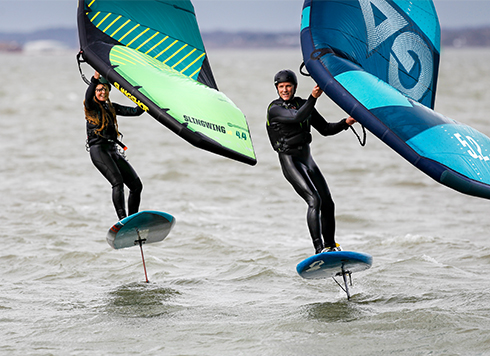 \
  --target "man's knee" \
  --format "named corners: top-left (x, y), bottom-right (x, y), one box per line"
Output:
top-left (306, 193), bottom-right (322, 210)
